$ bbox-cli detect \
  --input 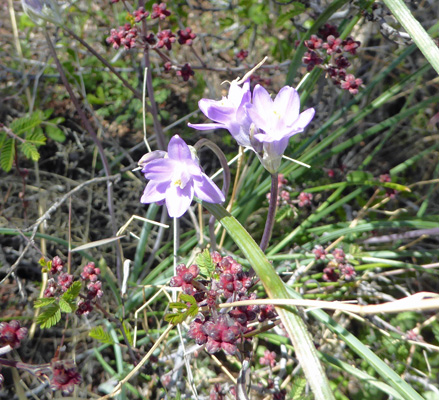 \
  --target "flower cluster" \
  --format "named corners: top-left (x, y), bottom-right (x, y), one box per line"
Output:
top-left (313, 246), bottom-right (357, 282)
top-left (302, 24), bottom-right (362, 94)
top-left (259, 349), bottom-right (277, 368)
top-left (44, 257), bottom-right (74, 297)
top-left (106, 23), bottom-right (138, 50)
top-left (0, 320), bottom-right (28, 349)
top-left (106, 2), bottom-right (197, 81)
top-left (139, 135), bottom-right (225, 218)
top-left (77, 262), bottom-right (103, 316)
top-left (189, 79), bottom-right (315, 174)
top-left (51, 360), bottom-right (82, 394)
top-left (169, 252), bottom-right (278, 356)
